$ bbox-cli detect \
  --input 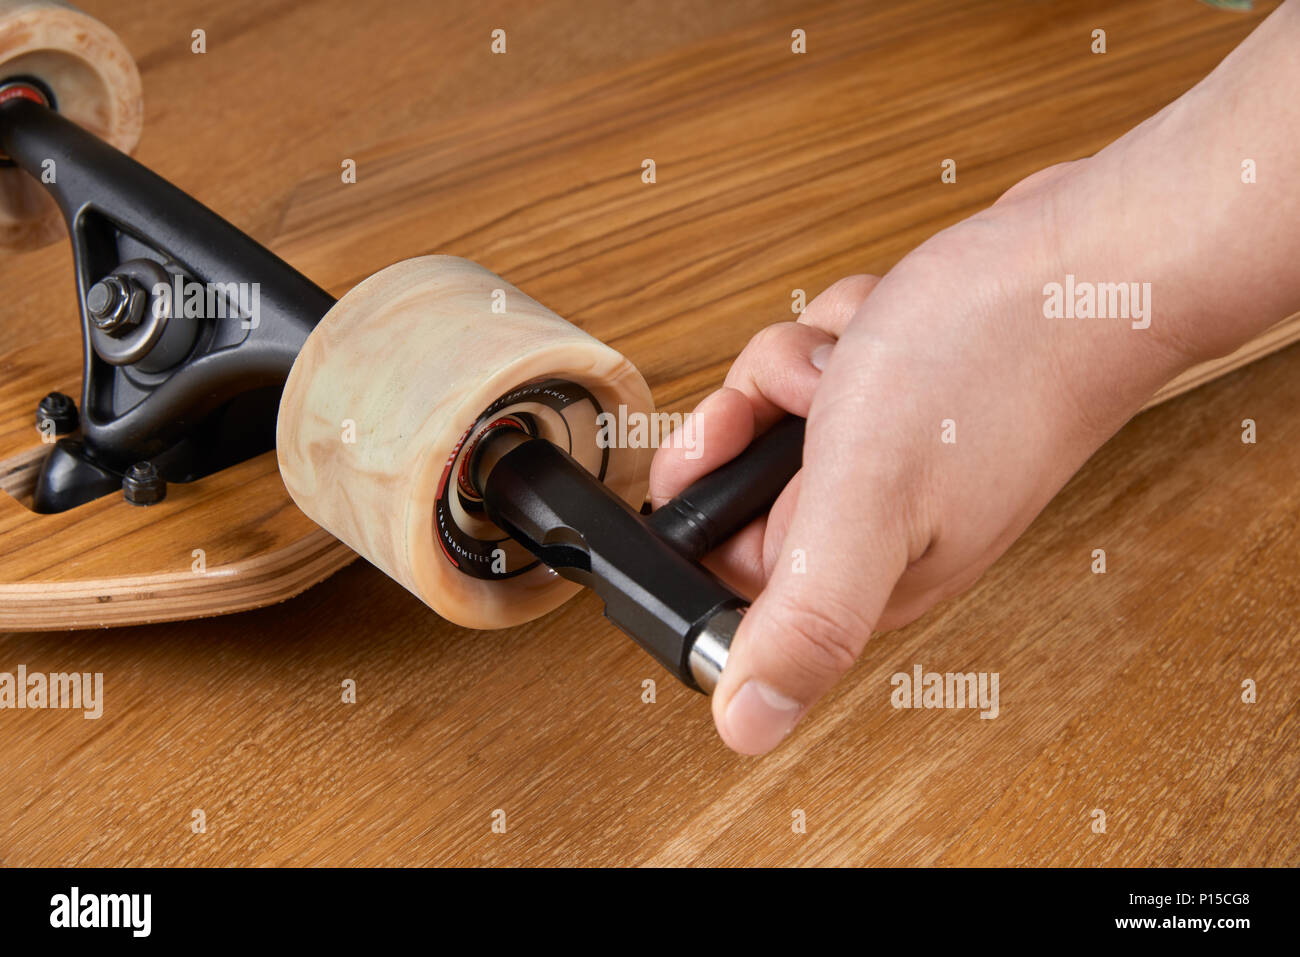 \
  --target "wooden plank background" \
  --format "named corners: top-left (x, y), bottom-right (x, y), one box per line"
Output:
top-left (0, 0), bottom-right (1296, 865)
